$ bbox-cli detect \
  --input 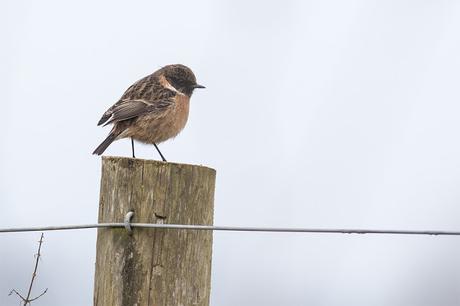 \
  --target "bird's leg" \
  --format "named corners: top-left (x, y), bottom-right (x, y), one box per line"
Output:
top-left (153, 143), bottom-right (167, 162)
top-left (131, 137), bottom-right (135, 158)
